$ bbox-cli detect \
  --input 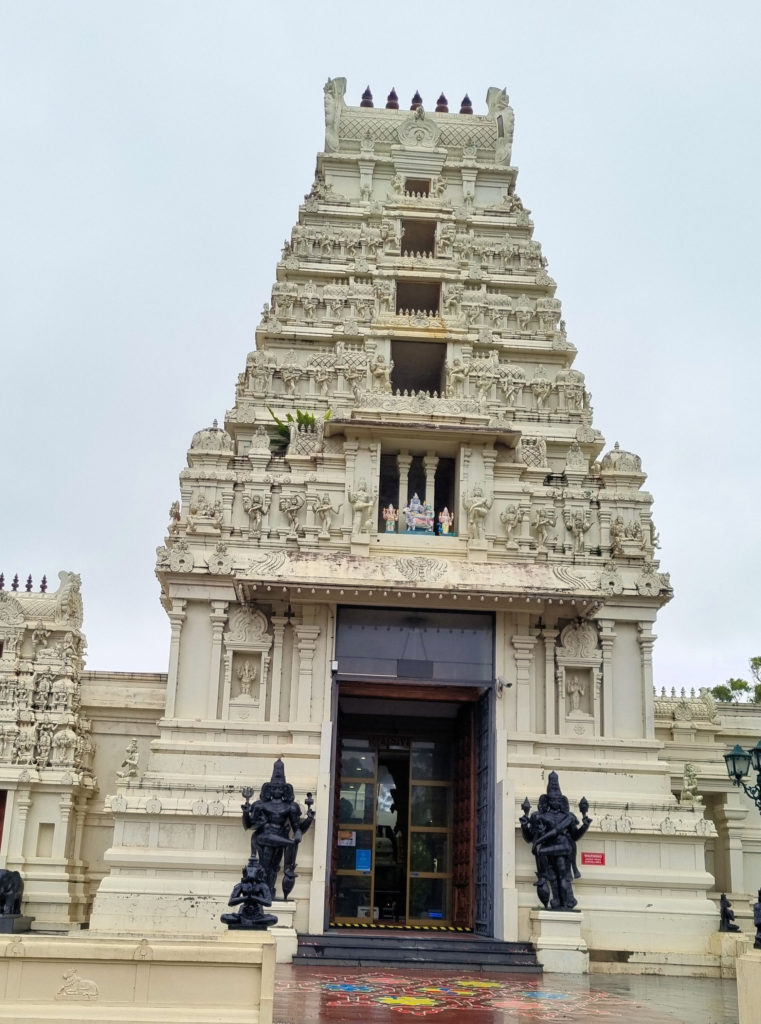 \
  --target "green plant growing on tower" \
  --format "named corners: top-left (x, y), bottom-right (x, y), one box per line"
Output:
top-left (266, 407), bottom-right (331, 451)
